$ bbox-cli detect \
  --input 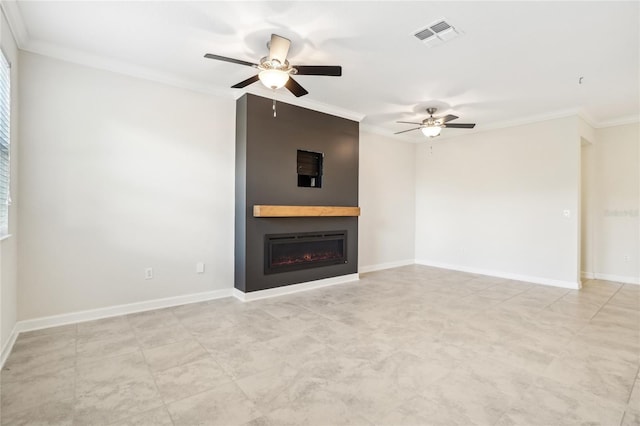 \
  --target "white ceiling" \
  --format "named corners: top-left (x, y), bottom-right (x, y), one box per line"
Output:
top-left (6, 1), bottom-right (640, 139)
